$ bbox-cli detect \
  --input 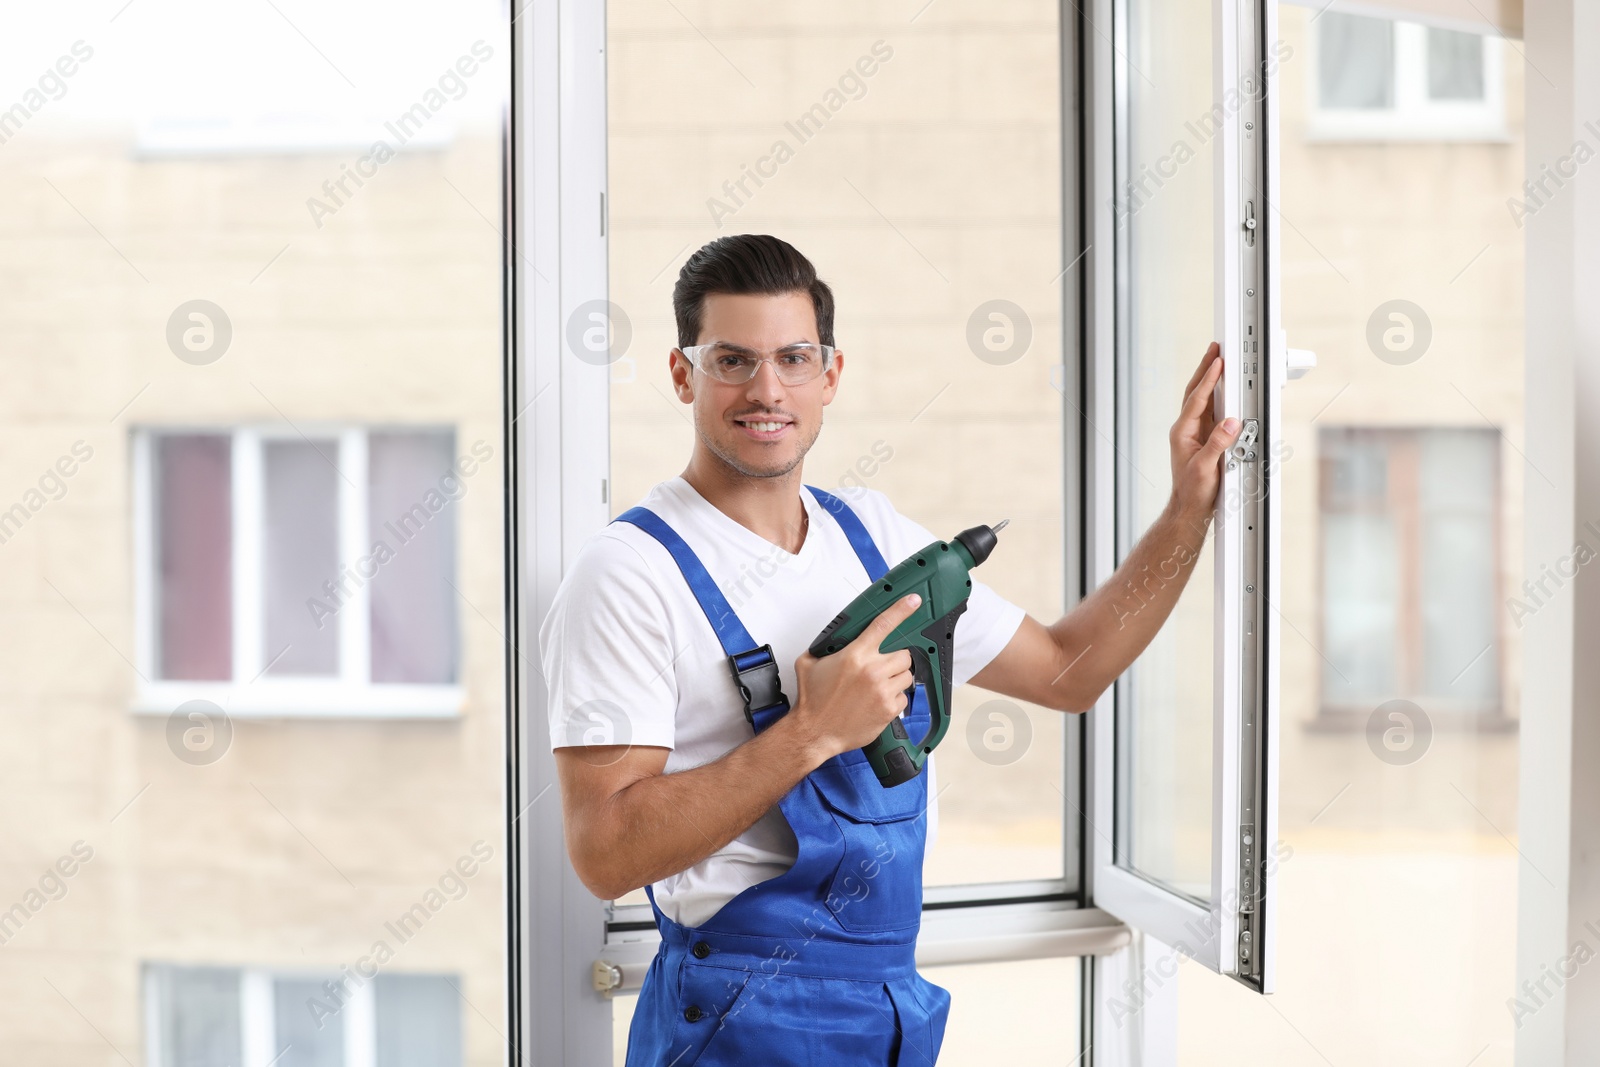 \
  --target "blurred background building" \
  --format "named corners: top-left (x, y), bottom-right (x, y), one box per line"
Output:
top-left (0, 3), bottom-right (509, 1064)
